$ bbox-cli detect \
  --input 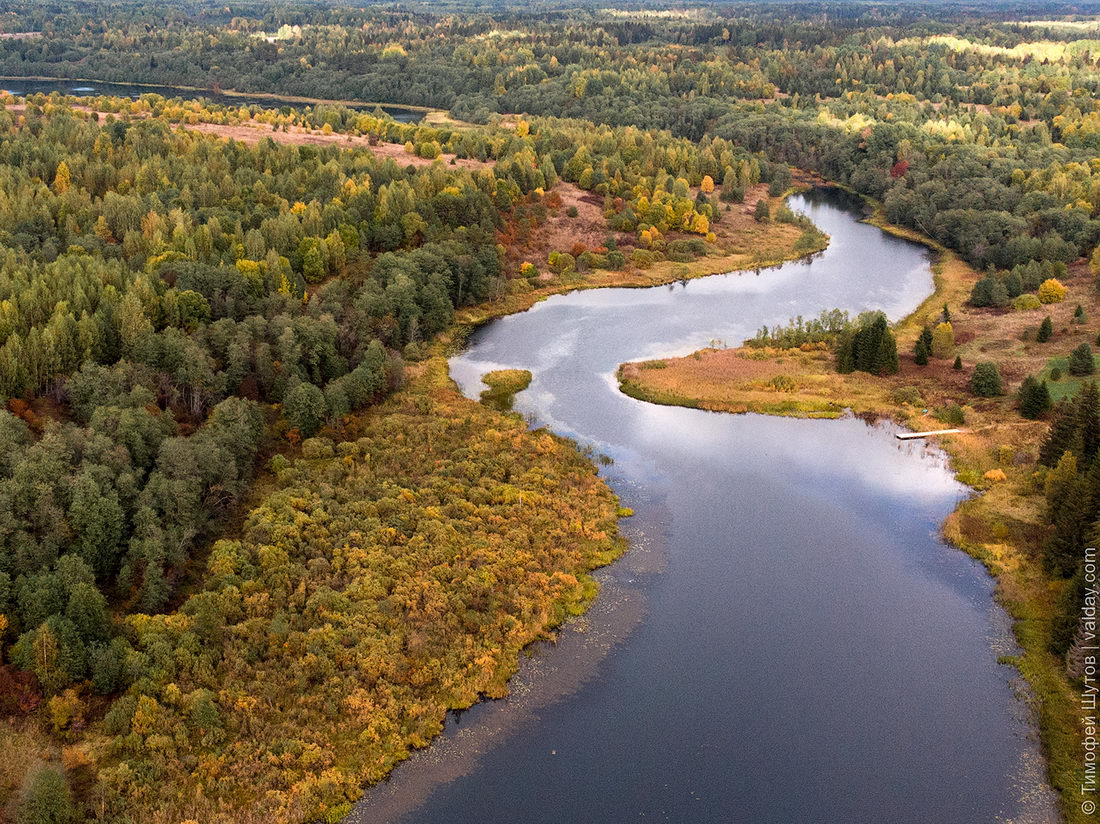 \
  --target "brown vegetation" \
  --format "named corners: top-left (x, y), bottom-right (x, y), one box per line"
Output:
top-left (184, 121), bottom-right (495, 170)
